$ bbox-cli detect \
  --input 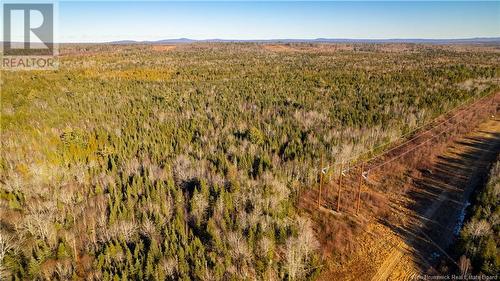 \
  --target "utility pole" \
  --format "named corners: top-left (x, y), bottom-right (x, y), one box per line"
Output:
top-left (337, 162), bottom-right (343, 212)
top-left (356, 162), bottom-right (364, 214)
top-left (318, 153), bottom-right (324, 209)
